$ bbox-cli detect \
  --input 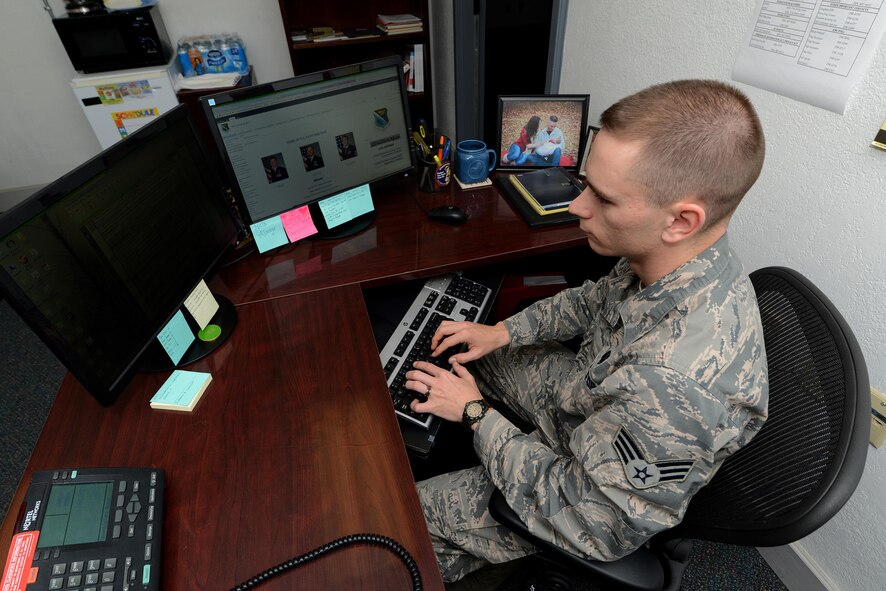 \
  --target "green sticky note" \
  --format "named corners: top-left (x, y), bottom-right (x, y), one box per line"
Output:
top-left (317, 184), bottom-right (374, 228)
